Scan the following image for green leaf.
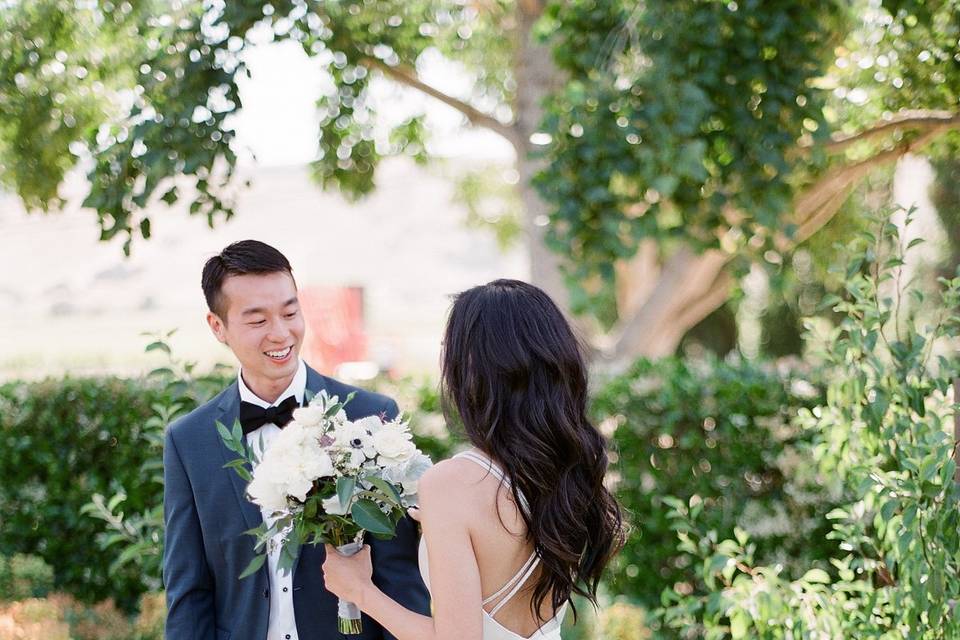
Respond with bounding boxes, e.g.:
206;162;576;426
730;610;750;638
802;568;831;584
145;341;170;355
238;553;266;579
364;476;403;508
351;499;395;537
337;477;357;510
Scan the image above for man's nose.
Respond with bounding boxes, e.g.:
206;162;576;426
266;321;290;342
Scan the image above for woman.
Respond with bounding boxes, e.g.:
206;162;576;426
322;279;625;639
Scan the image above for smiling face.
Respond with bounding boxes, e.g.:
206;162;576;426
206;271;305;403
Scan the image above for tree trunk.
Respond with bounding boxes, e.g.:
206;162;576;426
513;3;572;317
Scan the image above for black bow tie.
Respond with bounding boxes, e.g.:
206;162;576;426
238;395;300;435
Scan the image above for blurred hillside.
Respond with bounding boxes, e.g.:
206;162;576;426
0;158;525;380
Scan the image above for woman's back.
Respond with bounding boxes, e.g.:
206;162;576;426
418;450;565;638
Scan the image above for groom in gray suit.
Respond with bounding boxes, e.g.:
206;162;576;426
163;240;429;640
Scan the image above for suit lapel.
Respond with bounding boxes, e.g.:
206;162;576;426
215;383;263;532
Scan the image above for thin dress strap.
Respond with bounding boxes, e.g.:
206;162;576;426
452;450;540;616
480;551;538;606
453;450;531;514
487;553;541;617
453;450;510;482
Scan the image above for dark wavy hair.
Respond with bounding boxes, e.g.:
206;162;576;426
201;240;295;320
440;279;625;622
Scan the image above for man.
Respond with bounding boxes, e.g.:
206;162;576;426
163;240;429;640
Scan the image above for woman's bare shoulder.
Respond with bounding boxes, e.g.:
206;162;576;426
418;455;497;506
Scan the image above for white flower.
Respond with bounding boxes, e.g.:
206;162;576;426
372;427;416;464
246;422;335;510
353;414;385;435
344;448;366;470
292;404;326;428
333;422;377;457
246;464;289;512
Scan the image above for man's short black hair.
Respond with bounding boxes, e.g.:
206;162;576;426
202;240;295;319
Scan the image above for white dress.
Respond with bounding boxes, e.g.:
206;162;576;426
417;451;566;639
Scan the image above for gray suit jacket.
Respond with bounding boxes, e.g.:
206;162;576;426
163;365;430;640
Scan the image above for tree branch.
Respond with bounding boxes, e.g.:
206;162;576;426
593;113;960;364
601;246;730;362
808;110;960;155
665;268;734;346
359;57;519;148
785;119;956;248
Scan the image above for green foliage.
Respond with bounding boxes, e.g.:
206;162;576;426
450;163;524;250
538;0;846;315
593;354;839;608
658;208;960;638
0;331;230;609
81;332;232;594
5;1;960;333
368;374;462;462
0;0;149;212
761;168;893;358
0;376;167;609
537;0;960;317
0;553;55;601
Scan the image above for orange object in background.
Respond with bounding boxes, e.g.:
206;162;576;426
299;286;367;376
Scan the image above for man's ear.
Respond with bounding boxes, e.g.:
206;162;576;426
207;311;228;344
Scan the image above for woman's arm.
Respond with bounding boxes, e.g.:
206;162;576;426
322;461;485;640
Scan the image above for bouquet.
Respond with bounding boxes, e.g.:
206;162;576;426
218;390;432;634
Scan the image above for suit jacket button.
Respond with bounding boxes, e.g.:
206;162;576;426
263;588;269;599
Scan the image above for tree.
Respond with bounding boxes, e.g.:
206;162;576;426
2;0;959;364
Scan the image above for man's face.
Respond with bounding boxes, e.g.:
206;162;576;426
206;271;305;391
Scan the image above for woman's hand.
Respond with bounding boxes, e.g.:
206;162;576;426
322;544;375;605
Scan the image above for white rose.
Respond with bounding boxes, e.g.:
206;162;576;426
372;427;416;464
292;404;326;428
345;448;366;470
246;465;289;512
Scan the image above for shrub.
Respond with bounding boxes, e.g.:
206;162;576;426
593;354;840;606
0;377;166;609
659;208;960;637
0;553;54;601
0;332;230;609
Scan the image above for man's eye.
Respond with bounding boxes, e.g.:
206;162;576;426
284;312;297;318
248;320;266;326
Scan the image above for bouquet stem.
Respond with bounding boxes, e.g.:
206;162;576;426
335;534;365;635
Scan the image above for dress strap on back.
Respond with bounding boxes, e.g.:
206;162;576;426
480;551;538;606
453;450;531;515
453;450;542;620
487;553;541;617
453;450;509;483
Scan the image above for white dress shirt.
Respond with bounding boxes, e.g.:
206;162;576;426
238;358;307;640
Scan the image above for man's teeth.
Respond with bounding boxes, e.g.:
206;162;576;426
266;347;292;358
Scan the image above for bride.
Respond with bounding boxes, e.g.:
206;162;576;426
322;279;625;639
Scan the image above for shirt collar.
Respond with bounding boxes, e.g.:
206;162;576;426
237;358;307;409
